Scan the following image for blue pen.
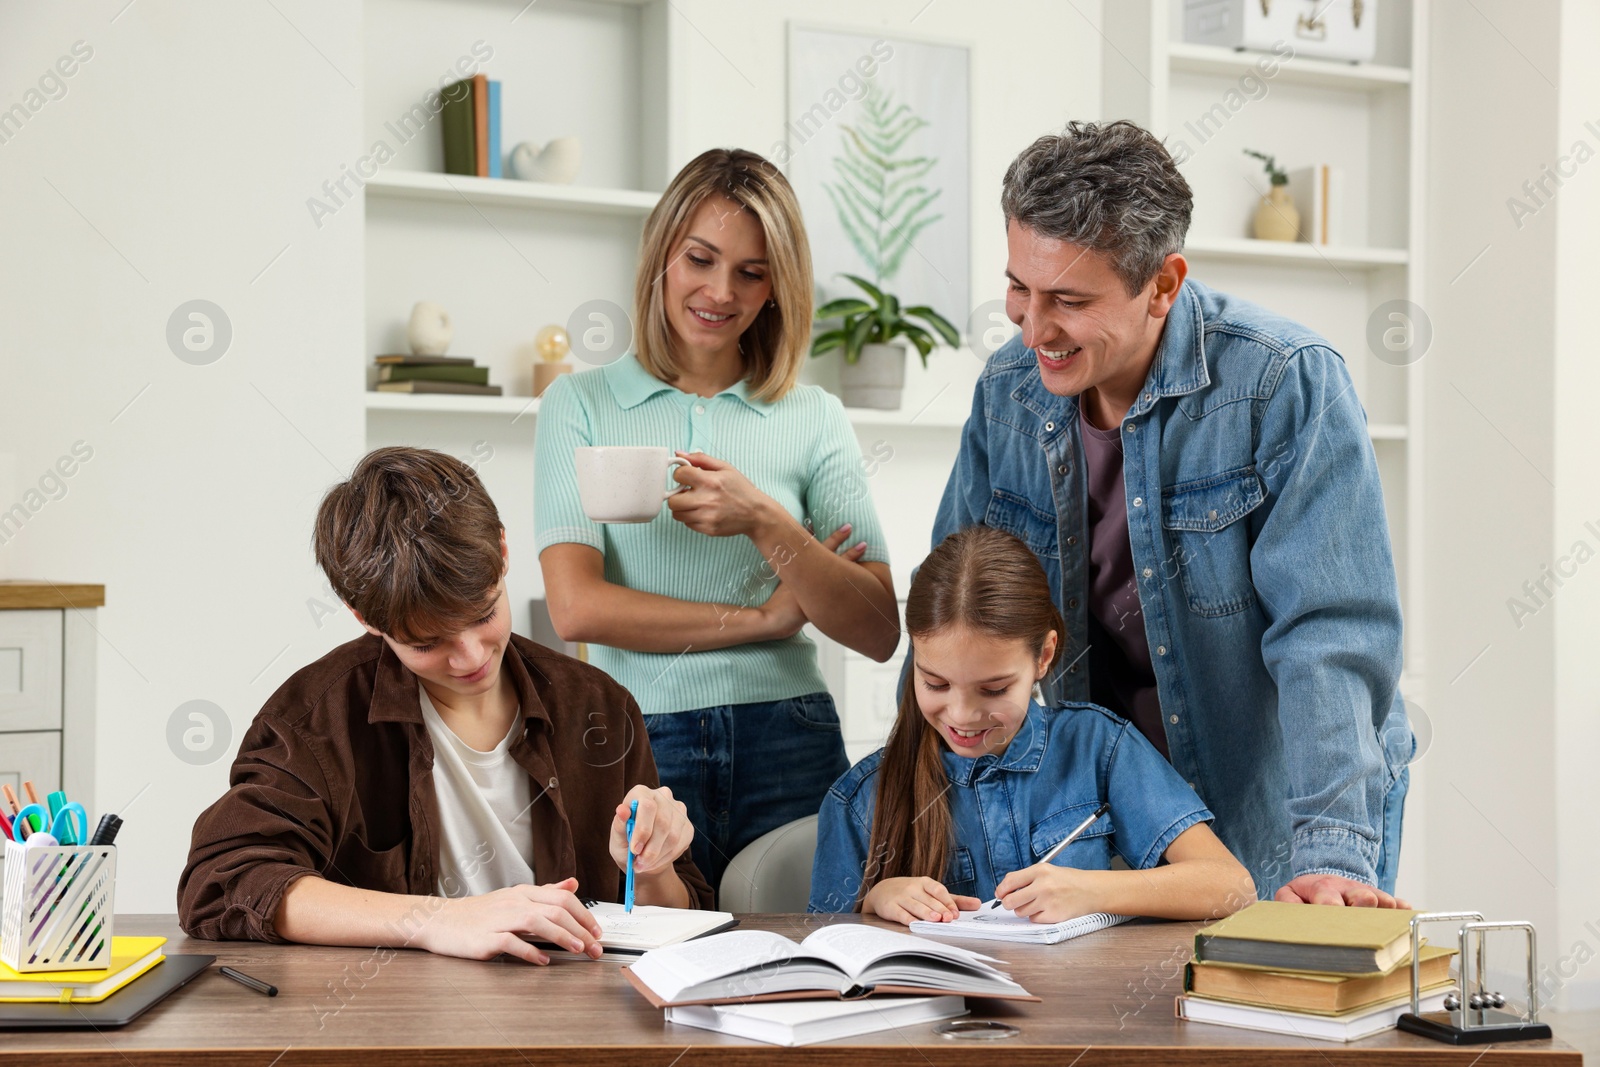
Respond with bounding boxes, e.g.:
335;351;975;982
624;800;639;913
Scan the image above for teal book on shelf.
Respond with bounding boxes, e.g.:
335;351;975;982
487;80;502;178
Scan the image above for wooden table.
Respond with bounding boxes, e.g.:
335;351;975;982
1;914;1581;1065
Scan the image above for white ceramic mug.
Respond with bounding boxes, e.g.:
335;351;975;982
574;446;690;523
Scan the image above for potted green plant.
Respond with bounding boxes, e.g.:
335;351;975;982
1243;148;1299;242
811;274;960;410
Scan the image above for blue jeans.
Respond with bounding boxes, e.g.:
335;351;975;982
644;692;849;901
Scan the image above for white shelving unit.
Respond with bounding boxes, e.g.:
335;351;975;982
1166;41;1412;89
364;171;660;216
1183;236;1407;269
363;391;1409;447
360;391;970;430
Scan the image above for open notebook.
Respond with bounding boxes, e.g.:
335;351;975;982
544;902;737;957
911;906;1134;944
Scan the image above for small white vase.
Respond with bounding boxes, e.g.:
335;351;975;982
839;343;908;410
407;301;453;356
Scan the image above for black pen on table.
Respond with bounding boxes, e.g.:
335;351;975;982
985;802;1111;910
219;966;278;997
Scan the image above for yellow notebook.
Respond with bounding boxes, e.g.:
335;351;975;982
1195;901;1421;974
0;937;167;1003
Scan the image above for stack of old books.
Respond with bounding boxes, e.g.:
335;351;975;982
373;354;501;397
1176;902;1456;1042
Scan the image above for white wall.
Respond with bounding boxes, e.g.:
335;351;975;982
1552;0;1600;1017
0;2;365;910
1423;0;1600;1010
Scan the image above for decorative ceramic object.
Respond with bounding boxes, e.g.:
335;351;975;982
532;323;573;397
407;301;453;356
838;342;908;410
1244;149;1299;242
1253;186;1301;242
510;137;583;184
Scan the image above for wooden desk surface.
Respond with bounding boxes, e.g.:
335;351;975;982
1;914;1581;1065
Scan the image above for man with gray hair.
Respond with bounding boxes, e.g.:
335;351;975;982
934;120;1412;907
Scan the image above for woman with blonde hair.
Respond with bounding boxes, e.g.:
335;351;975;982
535;148;899;892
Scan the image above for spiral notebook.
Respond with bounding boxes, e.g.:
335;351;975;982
911;906;1134;945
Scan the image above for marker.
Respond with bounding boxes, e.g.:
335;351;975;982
89;813;123;846
218;967;277;997
624;800;639;914
985;802;1111;911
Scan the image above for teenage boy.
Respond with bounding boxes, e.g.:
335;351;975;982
179;447;711;963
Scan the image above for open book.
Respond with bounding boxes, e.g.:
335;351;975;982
622;924;1037;1006
911;906;1133;944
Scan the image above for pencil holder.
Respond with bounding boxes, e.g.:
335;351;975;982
0;839;118;973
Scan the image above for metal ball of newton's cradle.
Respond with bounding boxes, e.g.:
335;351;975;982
1451;991;1507;1011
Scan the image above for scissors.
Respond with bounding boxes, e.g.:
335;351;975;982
14;801;88;845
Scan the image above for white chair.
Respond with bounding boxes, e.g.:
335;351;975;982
718;815;819;913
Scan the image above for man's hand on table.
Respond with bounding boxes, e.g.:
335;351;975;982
1274;872;1410;908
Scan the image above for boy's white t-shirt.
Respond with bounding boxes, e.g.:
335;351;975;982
418;685;536;897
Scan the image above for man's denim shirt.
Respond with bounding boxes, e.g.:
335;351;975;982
933;280;1412;896
808;701;1213;913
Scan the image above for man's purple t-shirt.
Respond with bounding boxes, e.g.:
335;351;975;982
1078;406;1169;758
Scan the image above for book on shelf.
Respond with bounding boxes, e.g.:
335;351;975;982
622;925;1036;1007
911;906;1133;945
0;937;166;1003
666;995;967;1047
377;364;491;385
1185;944;1455;1015
1193;901;1421;975
1289;164;1344;246
373;354;476;366
486;79;501;179
1176;987;1453;1042
439;75;500;179
374;380;503;396
440;78;475;176
471;73;488;178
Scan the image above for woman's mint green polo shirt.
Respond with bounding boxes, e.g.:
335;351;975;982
533;355;891;715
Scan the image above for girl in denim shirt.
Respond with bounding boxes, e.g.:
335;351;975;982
809;526;1254;924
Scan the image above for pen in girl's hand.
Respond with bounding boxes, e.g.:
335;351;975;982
981;802;1112;911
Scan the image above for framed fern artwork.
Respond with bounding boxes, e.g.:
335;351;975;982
784;24;970;335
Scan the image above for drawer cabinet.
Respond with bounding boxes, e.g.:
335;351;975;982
0;584;101;811
0;610;64;732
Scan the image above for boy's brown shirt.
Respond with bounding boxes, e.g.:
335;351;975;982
178;633;713;942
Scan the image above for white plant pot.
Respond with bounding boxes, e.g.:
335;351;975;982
839;342;907;410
